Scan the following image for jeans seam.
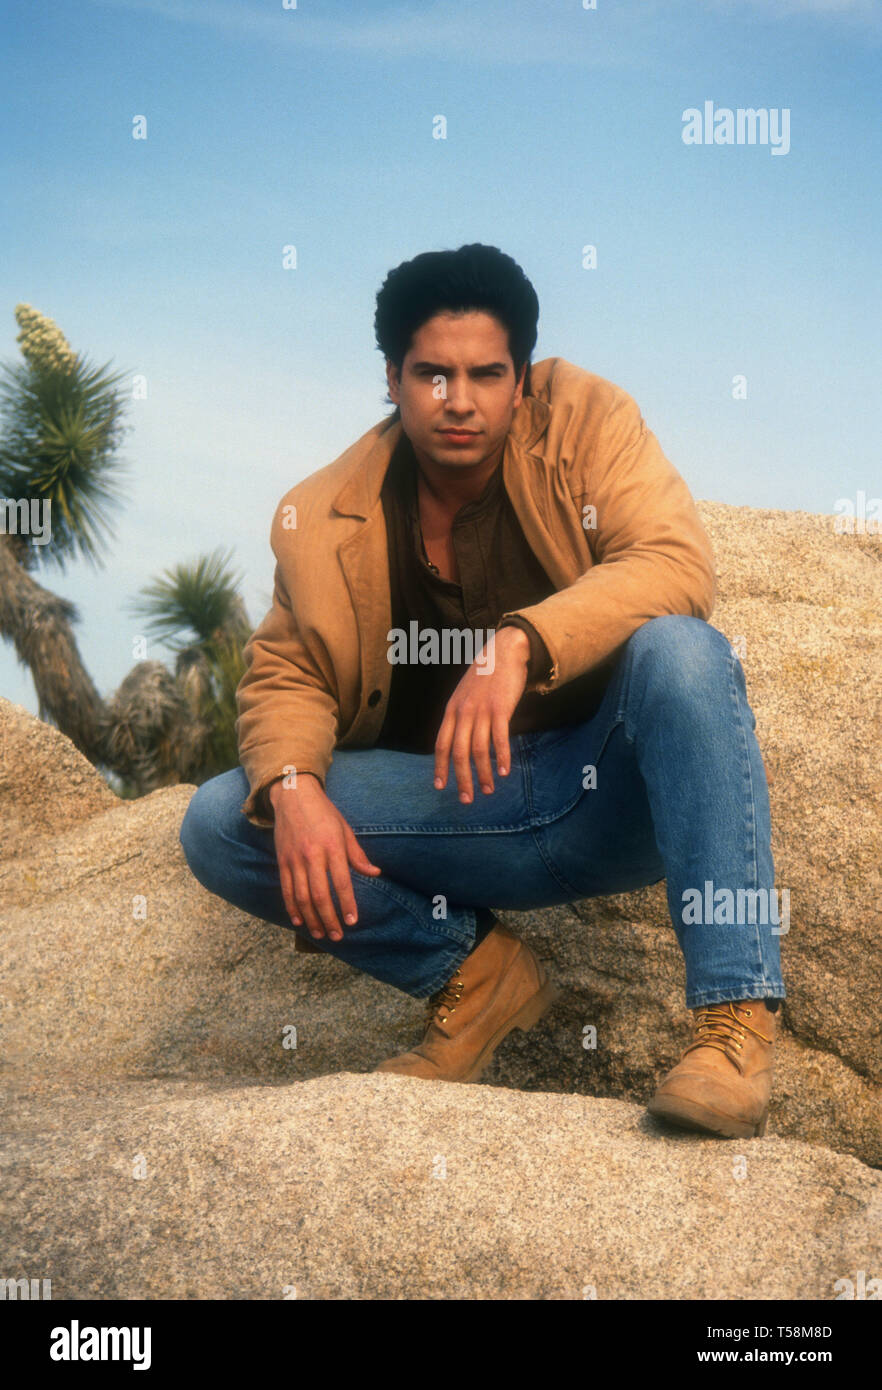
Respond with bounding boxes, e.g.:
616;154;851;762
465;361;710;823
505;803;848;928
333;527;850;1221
346;869;473;949
529;825;583;897
520;734;536;820
688;985;784;1008
352;821;534;835
419;934;478;997
728;650;768;985
525;710;627;895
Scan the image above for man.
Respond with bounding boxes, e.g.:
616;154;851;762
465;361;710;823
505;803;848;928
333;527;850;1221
180;243;785;1140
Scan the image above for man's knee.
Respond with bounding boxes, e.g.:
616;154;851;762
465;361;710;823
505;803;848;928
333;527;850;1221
179;782;212;872
627;616;732;700
179;770;243;877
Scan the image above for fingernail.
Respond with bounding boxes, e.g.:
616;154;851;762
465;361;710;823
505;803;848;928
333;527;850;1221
460;793;471;803
481;784;492;794
345;913;356;925
434;777;443;789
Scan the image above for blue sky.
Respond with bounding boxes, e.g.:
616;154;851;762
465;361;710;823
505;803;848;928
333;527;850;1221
2;0;880;715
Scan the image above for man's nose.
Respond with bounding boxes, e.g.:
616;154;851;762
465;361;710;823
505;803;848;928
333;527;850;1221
444;380;476;414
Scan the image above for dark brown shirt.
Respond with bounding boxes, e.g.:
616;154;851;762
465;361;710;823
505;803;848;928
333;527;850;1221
376;431;615;753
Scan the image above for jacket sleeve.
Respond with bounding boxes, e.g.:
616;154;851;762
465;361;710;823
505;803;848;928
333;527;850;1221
497;614;554;688
234;556;340;828
502;390;717;692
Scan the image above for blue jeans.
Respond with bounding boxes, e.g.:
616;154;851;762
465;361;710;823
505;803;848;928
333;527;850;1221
179;616;786;1008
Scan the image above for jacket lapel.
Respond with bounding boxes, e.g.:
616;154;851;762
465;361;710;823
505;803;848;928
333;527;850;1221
331;418;400;740
503;404;590;589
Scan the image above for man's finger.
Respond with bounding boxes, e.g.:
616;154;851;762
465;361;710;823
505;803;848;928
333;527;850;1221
434;708;457;788
492;712;512;778
451;712;476;802
279;858;302;926
344;825;382;876
307;861;345;939
293;863;324;938
327;847;358;929
472;713;494;793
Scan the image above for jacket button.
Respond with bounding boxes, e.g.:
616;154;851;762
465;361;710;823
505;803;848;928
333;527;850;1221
367;689;382;707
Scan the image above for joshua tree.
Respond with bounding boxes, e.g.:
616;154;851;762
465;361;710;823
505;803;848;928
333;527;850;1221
0;304;249;795
124;548;252;790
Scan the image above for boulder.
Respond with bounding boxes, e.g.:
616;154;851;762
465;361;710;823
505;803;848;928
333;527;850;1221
1;502;878;1164
2;1073;879;1300
1;499;880;1298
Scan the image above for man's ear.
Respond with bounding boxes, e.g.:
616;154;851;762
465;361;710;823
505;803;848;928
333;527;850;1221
512;361;527;410
386;359;401;404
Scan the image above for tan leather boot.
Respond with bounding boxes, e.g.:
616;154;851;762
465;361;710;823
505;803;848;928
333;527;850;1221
374;921;559;1082
647;1000;776;1138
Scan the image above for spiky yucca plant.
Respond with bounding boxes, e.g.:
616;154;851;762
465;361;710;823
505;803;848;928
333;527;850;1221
127;547;252;782
0;305;252;793
0;304;130;574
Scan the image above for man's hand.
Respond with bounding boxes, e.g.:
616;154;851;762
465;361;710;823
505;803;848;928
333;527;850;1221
434;625;530;802
270;774;381;941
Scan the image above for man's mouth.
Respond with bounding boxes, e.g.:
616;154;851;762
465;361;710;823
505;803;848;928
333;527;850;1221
437;428;479;444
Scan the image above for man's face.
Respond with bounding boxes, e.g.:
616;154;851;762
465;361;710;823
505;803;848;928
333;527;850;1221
386;310;526;472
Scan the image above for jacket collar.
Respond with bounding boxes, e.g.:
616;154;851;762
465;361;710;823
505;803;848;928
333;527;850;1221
331;393;551;520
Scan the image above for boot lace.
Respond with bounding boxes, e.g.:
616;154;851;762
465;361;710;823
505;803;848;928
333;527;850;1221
426;968;464;1024
682;1002;773;1076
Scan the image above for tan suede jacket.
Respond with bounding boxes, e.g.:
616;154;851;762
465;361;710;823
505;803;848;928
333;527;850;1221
235;357;717;827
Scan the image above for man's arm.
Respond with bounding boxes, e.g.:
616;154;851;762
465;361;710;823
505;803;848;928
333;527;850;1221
433;387;715;800
501;390;716;691
235;559;339;828
235;552;382;936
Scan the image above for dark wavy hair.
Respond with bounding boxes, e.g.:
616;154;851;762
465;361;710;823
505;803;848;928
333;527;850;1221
374;244;539;405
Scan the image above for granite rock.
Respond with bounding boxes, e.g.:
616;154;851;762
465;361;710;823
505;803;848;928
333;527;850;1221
1;500;880;1298
2;1072;879;1300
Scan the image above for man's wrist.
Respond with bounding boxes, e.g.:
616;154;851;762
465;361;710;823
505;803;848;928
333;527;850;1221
495;624;530;661
498;618;550;684
268;771;321;809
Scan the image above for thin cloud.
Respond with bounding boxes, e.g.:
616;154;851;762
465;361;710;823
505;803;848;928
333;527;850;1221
711;0;880;24
89;0;882;71
88;0;676;69
92;0;882;51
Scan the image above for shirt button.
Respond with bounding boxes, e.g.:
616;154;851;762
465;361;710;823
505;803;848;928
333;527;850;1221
367;689;382;707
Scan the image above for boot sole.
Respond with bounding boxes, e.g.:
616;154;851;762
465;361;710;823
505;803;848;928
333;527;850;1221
647;1093;769;1139
459;977;560;1084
